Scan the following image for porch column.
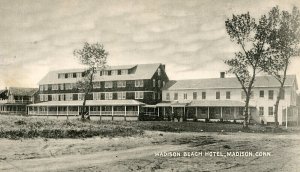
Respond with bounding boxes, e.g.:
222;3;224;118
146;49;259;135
37;106;40;116
124;106;127;121
208;107;210;119
112;106;114;121
99;106;102;121
172;106;174;113
47;106;49;118
67;106;69;119
220;107;223;119
78;106;80;116
158;107;160;117
164;107;166;118
57;106;58;118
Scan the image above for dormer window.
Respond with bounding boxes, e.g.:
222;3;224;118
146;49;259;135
157;68;161;76
121;70;128;75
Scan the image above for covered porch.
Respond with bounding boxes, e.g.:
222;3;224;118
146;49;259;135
27;100;144;121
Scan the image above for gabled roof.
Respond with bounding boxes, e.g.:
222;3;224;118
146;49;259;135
39;63;162;85
163;75;297;90
8;87;38;96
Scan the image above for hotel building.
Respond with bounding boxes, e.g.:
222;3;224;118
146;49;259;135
155;73;299;125
27;63;169;120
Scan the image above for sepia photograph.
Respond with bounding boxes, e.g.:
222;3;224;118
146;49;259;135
0;0;300;171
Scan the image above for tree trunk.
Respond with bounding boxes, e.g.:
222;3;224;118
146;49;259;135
243;95;250;129
81;94;87;120
274;82;285;128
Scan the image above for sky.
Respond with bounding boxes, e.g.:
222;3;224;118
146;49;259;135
0;0;300;89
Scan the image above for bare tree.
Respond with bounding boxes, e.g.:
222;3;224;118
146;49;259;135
224;11;272;129
262;6;300;127
73;42;108;120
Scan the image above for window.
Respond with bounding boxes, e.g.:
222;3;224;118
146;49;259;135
153;79;156;87
158;80;161;87
135;80;144;87
39;85;43;91
93;82;101;89
226;91;230;99
103;71;108;76
117;92;126;100
111;70;117;75
52;84;59;90
68;73;72;78
73;73;77;78
105;81;113;88
135;92;144;99
77;72;82;78
202;92;206;99
65;83;72;90
58;73;64;79
105;92;113;100
158;93;161;99
183;93;187;99
260;90;264;98
40;95;44;101
174;93;178;100
166;93;170;100
117;70;121;75
121;70;128;75
280;90;285;100
193;92;197;100
268;90;274;100
268;107;273;116
93;92;101;100
65;94;73;101
153;92;156;99
59;94;65;101
117;81;126;88
44;85;48;91
60;84;64;90
259;107;264;116
65;73;68;78
216;91;220;99
157;68;161;76
78;93;84;100
108;70;112;75
52;94;59;101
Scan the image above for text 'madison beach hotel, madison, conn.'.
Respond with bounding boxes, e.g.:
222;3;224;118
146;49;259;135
0;63;299;126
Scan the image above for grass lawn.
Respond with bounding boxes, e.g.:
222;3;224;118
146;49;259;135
0;115;282;139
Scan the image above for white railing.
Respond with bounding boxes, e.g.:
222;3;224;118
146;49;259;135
28;110;139;116
0;100;32;104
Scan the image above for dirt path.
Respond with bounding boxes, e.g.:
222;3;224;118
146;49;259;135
0;132;299;172
0;144;188;172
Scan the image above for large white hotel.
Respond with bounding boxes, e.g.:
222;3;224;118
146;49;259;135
0;63;299;125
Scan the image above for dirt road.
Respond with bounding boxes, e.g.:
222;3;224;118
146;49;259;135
0;132;299;172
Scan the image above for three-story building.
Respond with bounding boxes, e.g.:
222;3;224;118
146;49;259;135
28;63;169;120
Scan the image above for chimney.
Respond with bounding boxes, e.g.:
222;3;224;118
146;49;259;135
220;72;225;78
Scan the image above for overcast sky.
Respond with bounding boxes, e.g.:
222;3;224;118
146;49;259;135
0;0;299;89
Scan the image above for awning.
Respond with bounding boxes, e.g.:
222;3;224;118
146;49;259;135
28;100;145;107
189;100;253;107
